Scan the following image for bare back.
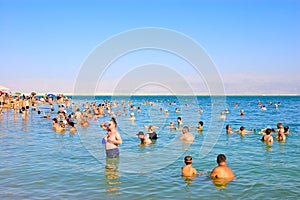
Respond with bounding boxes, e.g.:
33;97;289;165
210;165;234;180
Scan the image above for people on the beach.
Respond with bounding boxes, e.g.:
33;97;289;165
182;155;197;177
101;117;122;158
210;154;234;180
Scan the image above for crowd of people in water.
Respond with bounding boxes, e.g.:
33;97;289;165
0;91;293;186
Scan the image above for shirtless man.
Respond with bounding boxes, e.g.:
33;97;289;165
210;154;234;180
181;156;197;177
180;126;195;143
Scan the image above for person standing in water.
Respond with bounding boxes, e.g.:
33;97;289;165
210;154;234;180
181;156;197;177
100;117;122;158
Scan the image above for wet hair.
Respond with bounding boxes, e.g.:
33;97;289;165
240;126;245;131
68;122;75;127
184;155;193;164
284;126;289;132
265;128;272;135
177;117;181;120
111;117;117;127
182;126;189;131
199;121;204;126
217;154;226;164
52;118;58;123
226;124;231;130
277;123;283;129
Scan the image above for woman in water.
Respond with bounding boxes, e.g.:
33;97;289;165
100;117;122;158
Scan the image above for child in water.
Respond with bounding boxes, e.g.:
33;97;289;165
181;156;197;177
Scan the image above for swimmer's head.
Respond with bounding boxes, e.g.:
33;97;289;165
199;121;204;126
148;125;154;132
240;126;245;131
137;131;144;139
277;123;283;129
110;117;117;127
266;128;272;135
284;126;289;132
69;122;75;127
217;154;226;164
184;155;193;165
182;126;189;133
226;124;231;130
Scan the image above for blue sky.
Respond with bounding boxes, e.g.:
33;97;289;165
0;0;299;94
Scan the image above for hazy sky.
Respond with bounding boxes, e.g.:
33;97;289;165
1;0;299;95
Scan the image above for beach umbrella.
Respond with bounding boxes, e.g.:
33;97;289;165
0;85;10;94
47;93;56;98
14;91;22;96
0;85;10;91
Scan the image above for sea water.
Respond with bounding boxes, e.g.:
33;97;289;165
0;96;299;199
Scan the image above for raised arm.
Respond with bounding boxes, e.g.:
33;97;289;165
100;122;109;131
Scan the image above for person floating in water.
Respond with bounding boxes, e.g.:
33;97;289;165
234;126;254;136
210;154;234;180
181;155;197;178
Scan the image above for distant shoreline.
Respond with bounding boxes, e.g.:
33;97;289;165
24;93;300;97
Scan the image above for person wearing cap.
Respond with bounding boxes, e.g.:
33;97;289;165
127;112;135;121
137;131;152;145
